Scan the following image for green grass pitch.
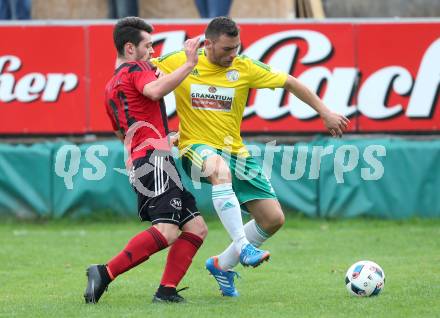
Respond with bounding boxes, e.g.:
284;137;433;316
1;216;439;318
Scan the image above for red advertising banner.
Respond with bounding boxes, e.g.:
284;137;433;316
356;23;440;131
0;26;87;134
0;21;439;134
88;25;115;133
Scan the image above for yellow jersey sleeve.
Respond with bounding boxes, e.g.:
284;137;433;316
150;50;186;74
246;58;288;89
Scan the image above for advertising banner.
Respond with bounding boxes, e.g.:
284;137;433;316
0;26;86;134
1;21;439;134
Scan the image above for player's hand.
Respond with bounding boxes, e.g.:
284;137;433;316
184;36;201;67
169;131;180;146
321;111;350;138
155;68;165;78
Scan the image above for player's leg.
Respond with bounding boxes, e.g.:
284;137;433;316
245;198;285;235
84;151;179;304
154;190;208;303
84;221;176;304
203;153;273;296
205;207;273;297
216;201;285;271
215;156;283;271
204;153;250;253
106;222;177;279
185;144;269;265
206;204;283;297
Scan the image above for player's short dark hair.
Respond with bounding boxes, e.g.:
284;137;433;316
205;16;239;40
113;16;153;56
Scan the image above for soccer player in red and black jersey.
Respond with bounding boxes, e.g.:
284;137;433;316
83;17;208;304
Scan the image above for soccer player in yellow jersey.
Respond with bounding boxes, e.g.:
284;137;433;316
152;17;349;297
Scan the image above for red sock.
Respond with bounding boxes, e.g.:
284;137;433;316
160;232;204;288
106;227;168;279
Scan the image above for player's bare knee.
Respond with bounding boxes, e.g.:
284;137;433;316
271;208;285;227
164;230;180;245
153;223;180;245
268;202;285;230
182;216;208;240
192;222;208;239
166;230;180;245
210;167;232;184
204;156;231;184
273;211;285;229
262;211;285;234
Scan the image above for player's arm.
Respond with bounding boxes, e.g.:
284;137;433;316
142;37;200;101
284;75;350;137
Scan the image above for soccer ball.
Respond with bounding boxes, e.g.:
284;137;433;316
345;260;385;297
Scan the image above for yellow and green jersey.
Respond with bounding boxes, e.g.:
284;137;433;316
151;49;287;157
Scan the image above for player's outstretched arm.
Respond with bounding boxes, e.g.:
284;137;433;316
142;37;200;101
284;75;350;137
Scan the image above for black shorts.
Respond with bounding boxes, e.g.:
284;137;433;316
130;150;200;228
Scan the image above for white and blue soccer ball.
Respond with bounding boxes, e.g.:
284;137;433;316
345;260;385;297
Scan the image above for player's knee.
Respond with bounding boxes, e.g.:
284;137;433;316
154;224;180;245
204;156;231;184
192;222;208;240
210;166;232;184
163;230;180;245
182;216;208;240
274;212;285;229
266;210;285;232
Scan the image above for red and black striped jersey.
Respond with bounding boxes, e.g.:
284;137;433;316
104;61;170;161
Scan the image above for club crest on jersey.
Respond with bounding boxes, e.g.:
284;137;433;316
226;69;239;82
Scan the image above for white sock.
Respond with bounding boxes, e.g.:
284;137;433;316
212;183;249;253
218;219;271;270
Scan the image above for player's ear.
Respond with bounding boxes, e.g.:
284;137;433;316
204;38;213;49
124;42;135;56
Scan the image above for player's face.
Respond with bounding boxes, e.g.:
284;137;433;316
134;31;154;61
207;34;241;67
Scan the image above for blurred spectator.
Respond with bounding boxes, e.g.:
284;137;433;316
194;0;233;18
108;0;138;19
0;0;31;20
